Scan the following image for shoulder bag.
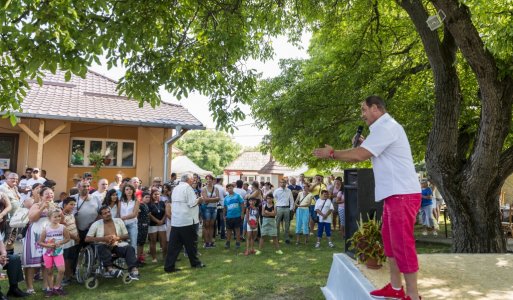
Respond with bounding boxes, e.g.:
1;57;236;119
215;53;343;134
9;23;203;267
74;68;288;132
9;207;30;228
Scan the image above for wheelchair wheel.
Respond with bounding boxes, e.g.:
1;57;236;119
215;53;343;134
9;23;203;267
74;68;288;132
76;246;95;284
85;277;99;289
122;273;132;284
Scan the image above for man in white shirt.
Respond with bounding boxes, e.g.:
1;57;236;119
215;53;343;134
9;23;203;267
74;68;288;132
91;178;109;207
108;174;123;191
25;167;46;188
273;179;294;244
233;180;247;199
164;173;205;273
17;168;32;202
85;206;139;280
313;95;421;300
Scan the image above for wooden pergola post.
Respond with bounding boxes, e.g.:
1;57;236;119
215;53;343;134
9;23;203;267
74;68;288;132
17;119;68;168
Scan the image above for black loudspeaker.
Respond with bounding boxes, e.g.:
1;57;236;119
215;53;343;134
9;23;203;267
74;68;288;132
344;168;383;257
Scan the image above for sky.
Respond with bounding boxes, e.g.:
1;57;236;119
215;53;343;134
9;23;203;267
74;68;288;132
90;33;311;147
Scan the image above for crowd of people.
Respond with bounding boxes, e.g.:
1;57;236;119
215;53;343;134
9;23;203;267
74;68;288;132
0;167;348;299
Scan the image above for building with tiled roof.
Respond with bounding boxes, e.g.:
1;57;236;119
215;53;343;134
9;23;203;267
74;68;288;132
223;151;297;186
0;69;204;193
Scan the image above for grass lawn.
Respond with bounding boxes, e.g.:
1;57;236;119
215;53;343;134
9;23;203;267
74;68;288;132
27;225;451;299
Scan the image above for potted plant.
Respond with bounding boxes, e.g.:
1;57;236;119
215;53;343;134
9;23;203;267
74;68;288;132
88;151;105;179
348;214;386;269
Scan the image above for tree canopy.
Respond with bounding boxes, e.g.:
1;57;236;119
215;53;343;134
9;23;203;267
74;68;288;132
251;1;484;169
0;0;305;129
176;130;241;176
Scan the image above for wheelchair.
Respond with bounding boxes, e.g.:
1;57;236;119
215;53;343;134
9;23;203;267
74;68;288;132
75;244;132;289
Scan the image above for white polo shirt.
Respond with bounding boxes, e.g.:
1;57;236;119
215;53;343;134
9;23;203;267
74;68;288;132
171;182;200;227
360;113;420;201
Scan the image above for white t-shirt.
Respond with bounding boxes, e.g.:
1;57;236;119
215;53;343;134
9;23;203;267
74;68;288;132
315;199;334;223
18;178;30;203
91;190;106;208
26;177;46;187
233;188;247;199
360;113;420;201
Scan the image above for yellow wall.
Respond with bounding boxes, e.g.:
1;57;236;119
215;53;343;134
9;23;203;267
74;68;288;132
0;118;174;195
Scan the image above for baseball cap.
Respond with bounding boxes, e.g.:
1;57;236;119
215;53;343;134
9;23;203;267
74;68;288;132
33;167;40;172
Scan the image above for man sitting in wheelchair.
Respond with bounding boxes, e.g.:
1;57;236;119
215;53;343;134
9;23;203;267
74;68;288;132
85;206;140;280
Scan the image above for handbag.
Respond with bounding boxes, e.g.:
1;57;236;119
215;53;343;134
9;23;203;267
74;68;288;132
9;207;30;228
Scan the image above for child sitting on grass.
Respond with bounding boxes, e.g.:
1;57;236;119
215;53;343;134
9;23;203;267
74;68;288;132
315;190;335;249
39;209;70;297
256;194;282;255
244;198;259;256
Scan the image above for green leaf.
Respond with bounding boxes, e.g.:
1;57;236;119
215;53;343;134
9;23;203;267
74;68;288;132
64;70;71;82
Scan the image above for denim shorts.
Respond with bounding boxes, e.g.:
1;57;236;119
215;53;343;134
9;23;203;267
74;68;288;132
202;207;217;221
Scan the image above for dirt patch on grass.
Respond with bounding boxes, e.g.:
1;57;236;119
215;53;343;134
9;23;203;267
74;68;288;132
357;254;513;299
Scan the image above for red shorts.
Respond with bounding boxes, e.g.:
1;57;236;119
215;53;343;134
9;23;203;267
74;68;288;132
381;193;421;273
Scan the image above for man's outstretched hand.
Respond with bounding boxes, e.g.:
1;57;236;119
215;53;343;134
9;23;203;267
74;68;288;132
313;144;334;159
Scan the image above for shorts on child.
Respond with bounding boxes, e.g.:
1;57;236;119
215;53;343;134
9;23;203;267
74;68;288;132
137;223;149;246
43;254;64;269
148;224;167;234
246;224;258;232
317;222;331;238
261;217;277;236
226;217;242;230
202;207;217;221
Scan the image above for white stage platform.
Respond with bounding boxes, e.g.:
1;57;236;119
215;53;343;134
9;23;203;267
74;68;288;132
321;253;374;300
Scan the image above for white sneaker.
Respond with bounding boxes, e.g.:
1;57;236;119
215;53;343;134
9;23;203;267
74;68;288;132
315;242;320;249
421;230;428;236
328;242;334;248
433;231;438;236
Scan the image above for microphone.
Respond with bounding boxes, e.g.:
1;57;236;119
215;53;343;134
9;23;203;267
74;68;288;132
352;126;364;148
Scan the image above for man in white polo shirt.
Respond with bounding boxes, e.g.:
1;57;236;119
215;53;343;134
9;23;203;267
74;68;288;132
164;173;205;273
313;95;421;300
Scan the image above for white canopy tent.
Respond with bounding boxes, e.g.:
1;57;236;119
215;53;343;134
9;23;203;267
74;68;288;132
171;155;212;176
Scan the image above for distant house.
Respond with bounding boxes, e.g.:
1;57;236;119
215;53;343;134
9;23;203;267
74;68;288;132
0;70;204;193
223;151;297;186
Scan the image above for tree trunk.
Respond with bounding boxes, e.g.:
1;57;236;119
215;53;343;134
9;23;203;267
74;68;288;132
442;183;506;252
398;0;513;252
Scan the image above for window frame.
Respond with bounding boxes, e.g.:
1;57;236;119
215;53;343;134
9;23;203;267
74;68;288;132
69;137;136;168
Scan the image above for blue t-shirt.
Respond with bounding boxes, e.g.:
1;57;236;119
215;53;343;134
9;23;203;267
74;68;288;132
224;193;244;218
421;187;433;207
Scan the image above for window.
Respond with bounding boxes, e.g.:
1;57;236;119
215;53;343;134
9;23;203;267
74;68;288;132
70;138;136;167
